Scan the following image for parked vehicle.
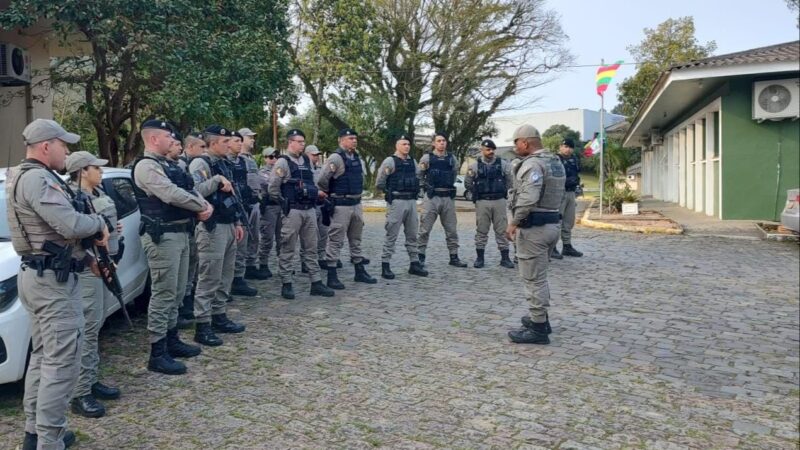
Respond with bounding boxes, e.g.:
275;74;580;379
781;188;799;232
0;167;149;385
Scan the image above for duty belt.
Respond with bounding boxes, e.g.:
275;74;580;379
289;203;316;210
390;192;417;200
431;188;455;197
21;255;85;274
330;196;361;206
476;193;506;201
159;221;194;233
519;211;561;228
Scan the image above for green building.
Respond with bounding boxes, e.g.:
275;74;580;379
623;41;799;221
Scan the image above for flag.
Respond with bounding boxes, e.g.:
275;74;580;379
596;60;623;96
584;134;601;157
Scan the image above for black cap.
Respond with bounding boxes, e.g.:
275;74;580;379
171;130;183;142
395;133;411;143
338;128;358;138
433;130;449;141
561;138;575;148
204;125;232;137
142;119;173;132
231;130;243;141
286;128;305;139
481;139;496;149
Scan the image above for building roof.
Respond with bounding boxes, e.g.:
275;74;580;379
671;41;799;71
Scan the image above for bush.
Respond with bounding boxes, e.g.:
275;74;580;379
602;184;639;213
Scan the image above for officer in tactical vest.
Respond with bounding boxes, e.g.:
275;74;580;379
298;144;328;274
64;152;122;419
238;127;269;280
268;129;336;299
416;131;468;268
132;120;210;374
553;138;584;259
227;130;259;297
464;139;515;269
177;133;207;329
257;146;281;279
317;128;377;289
188;125;248;346
375;134;429;279
505;125;566;345
7;119;109;450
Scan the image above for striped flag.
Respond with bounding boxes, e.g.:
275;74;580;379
596;60;623;96
584;134;601;157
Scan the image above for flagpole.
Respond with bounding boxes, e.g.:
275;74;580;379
599;59;605;217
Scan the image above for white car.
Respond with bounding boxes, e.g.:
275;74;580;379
0;167;150;385
418;175;472;200
780;189;799;233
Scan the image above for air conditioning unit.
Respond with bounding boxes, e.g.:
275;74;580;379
753;79;799;121
649;129;663;146
0;43;31;86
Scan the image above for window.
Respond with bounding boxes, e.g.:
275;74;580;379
103;177;139;219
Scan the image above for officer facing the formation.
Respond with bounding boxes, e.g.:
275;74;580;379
553;138;584;259
238;128;269;280
7;119;109;450
227;130;259;296
416;131;468;268
64;152;121;419
257;146;281;279
132;120;211;374
505;125;565;345
375;134;429;279
317;128;377;288
299;144;328;274
464;139;515;269
177;133;207;329
268;129;335;299
188;125;248;347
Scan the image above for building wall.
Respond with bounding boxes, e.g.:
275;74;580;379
721;77;800;221
491;109;624;143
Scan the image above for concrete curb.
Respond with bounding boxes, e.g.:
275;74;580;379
578;199;684;235
362;201;476;213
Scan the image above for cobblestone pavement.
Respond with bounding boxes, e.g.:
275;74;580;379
2;212;798;449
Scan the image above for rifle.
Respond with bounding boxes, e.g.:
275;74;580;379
230;184;257;242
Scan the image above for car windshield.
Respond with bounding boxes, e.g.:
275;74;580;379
0;181;10;240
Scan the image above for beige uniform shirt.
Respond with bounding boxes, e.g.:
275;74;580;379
133;150;205;214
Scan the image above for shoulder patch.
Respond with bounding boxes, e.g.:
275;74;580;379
530;171;541;183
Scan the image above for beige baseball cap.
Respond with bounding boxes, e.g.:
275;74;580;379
65;151;108;174
238;127;257;137
262;146;277;156
510;124;541;141
22;119;81;145
305;145;321;155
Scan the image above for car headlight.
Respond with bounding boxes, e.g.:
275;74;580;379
0;276;18;312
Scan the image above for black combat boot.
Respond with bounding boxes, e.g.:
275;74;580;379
231;277;258;297
177;293;195;329
91;381;121;400
562;244;583;257
449;254;467;268
212;313;246;334
70;394;106;418
23;431;76;450
418;254;426;267
473;249;485;268
310;280;335;297
336;259;343;268
521;313;552;334
317;259;328;270
194;322;223;347
408;261;429;277
327;268;345;290
167;327;202;358
508;322;550;345
550;247;563;260
281;283;295;300
354;263;377;284
353;257;370;265
245;265;269;280
147;338;187;375
500;250;515;268
381;262;395;279
301;261;310;273
260;263;273;279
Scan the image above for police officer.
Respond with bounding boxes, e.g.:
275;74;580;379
227;131;258;296
238;127;268;280
188;125;247;346
416;131;468;268
317;128;377;288
464;139;515;269
268;129;335;299
375;134;429;279
177;133;207;329
132;120;210;373
299;144;328;273
64;152;121;419
7;119;109;450
505;125;565;345
553;138;584;258
256;146;281;279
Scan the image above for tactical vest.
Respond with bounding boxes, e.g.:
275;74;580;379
132;156;197;223
6;161;78;254
197;155;239;223
474;158;507;200
329;150;364;196
532;152;566;210
427;152;456;197
386;156;419;195
229;155;249;195
68;182;121;256
559;154;580;191
280;154;318;208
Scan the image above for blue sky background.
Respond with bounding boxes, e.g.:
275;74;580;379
499;0;800;116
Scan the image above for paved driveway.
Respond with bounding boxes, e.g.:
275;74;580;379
2;212;798;449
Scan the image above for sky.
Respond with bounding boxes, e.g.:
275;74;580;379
498;0;799;116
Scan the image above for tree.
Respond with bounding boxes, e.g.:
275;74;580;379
788;0;800;27
541;124;581;151
615;17;716;119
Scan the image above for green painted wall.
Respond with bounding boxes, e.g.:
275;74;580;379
721;76;800;221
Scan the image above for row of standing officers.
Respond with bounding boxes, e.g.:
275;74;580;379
7;117;581;450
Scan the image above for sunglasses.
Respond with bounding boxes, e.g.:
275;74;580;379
267;155;277;159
